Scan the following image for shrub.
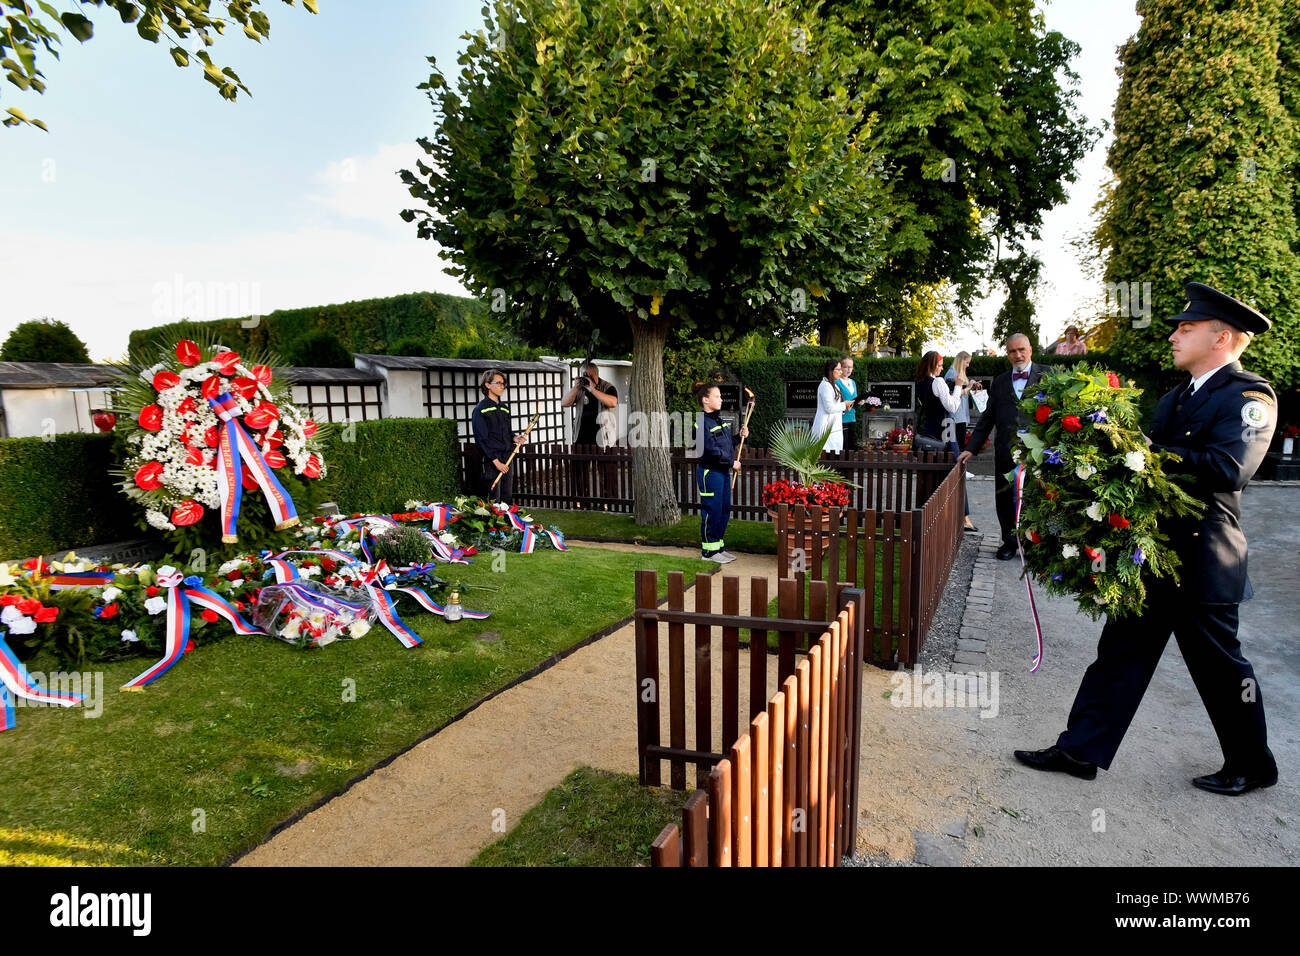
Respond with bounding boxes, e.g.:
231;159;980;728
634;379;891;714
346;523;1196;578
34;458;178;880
321;418;461;513
1;318;91;363
283;330;354;368
371;524;434;567
389;337;431;357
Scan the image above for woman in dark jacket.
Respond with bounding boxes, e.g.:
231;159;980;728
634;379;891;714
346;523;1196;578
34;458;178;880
915;351;978;532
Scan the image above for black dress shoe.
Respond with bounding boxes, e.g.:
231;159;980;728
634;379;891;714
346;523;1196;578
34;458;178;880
996;543;1018;560
1191;768;1278;796
1013;746;1097;780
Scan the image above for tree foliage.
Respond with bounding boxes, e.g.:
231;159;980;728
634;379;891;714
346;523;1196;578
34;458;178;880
1;0;318;130
0;317;91;362
1097;0;1300;389
991;253;1043;353
401;0;892;523
807;0;1098;347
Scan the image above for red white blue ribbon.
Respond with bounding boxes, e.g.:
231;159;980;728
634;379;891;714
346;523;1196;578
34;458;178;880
423;504;455;530
1012;463;1044;672
210;391;299;543
492;503;529;533
364;584;423;648
520;525;538;554
1;631;84;732
121;570;262;689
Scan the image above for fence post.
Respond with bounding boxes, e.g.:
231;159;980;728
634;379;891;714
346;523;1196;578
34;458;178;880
838;587;866;853
634;569;661;786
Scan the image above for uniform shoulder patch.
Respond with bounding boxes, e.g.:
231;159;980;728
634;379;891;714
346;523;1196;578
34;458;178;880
1240;400;1271;428
1241;390;1274;406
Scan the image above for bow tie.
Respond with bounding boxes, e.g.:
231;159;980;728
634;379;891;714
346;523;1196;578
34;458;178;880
1012;371;1030;382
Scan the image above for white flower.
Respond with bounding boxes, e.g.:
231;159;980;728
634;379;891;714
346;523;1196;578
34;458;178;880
1062;544;1080;559
349;619;371;638
101;587;122;602
156;565;177;579
120;629;139;643
1124;450;1146;473
6;614;36;635
146;510;176;532
1074;463;1097;481
298;565;320;578
1011;447;1022;463
1085;502;1104;522
1;605;23;625
145;596;168;615
1093;595;1107;605
217;559;244;576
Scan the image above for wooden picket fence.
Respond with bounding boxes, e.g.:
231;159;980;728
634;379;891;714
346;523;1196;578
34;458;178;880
771;458;965;665
633;570;865;866
461;443;953;519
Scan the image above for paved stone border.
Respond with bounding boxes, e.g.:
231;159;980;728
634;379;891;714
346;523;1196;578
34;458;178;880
951;534;999;668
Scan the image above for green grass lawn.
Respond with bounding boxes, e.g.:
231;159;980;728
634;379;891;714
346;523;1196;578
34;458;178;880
528;509;777;553
0;547;705;867
470;767;691;867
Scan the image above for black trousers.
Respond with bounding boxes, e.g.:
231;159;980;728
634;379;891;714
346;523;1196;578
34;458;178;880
843;419;858;450
993;451;1016;546
1056;583;1275;774
482;466;512;504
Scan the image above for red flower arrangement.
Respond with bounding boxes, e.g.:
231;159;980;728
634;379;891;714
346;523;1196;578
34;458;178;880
761;478;851;509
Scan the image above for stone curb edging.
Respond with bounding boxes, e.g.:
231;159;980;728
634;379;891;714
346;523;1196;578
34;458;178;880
951;533;999;668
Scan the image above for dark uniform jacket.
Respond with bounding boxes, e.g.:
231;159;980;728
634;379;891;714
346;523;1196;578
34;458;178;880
964;363;1049;462
698;409;737;471
472;397;515;466
1148;361;1275;605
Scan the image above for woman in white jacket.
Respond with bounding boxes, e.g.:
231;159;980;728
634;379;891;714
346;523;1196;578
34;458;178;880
811;358;855;453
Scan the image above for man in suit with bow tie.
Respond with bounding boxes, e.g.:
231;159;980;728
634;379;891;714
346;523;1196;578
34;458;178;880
957;333;1047;560
1014;282;1278;796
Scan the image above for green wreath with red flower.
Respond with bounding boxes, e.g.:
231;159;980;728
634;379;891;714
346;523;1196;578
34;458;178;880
110;337;328;539
1013;364;1204;619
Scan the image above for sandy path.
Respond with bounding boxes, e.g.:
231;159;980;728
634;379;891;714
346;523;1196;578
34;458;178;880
235;543;781;866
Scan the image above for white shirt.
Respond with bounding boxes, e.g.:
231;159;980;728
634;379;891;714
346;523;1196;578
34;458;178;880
1190;360;1233;393
930;376;961;414
1010;362;1033;400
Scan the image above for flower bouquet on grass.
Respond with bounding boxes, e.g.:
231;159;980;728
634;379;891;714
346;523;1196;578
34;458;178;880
1013;364;1204;619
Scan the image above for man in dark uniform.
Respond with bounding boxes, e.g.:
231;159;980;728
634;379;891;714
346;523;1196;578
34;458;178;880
471;368;527;504
956;333;1049;559
1015;282;1278;796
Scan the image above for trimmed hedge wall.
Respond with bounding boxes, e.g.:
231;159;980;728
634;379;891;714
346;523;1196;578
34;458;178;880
732;353;1160;449
0;434;136;560
0;419;464;560
321;418;461;514
127;291;496;362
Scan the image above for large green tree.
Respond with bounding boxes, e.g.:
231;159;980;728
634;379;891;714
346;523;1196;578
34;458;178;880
401;0;889;524
1098;0;1300;388
1;317;91;361
991;253;1042;353
2;0;318;130
808;0;1096;350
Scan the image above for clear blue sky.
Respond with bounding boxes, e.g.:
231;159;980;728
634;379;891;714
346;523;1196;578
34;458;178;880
0;0;1139;360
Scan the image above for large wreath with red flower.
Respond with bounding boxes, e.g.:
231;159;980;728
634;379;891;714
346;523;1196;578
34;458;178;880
1014;364;1203;619
111;338;327;537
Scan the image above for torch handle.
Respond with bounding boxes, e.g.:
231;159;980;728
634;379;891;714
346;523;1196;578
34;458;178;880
491;402;542;491
730;400;756;490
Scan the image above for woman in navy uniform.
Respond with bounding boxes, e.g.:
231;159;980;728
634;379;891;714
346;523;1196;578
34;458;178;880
695;382;748;564
1016;283;1279;796
471;368;527;504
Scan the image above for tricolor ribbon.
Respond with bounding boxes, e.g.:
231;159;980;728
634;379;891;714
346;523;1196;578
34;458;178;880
1;631;84;732
423;504;455;531
520;525;538;554
1012;463;1044;672
121;570;262;689
210;391;299;543
42;571;116;590
492;503;529;533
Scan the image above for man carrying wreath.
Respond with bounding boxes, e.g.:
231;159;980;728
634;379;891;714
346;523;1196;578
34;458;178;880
1015;283;1278;796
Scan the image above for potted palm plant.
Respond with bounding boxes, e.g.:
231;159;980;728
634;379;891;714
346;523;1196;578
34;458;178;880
762;422;854;559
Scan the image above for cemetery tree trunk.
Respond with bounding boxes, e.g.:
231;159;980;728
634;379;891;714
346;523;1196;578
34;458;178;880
630;317;680;526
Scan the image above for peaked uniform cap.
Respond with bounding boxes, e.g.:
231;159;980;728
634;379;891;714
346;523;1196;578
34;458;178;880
1166;282;1271;333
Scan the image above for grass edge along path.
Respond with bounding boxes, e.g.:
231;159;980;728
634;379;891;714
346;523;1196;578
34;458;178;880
470;767;692;867
529;509;777;553
0;548;704;867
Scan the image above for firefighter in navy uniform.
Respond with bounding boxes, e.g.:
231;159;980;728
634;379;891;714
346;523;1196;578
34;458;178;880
471;368;527;504
1015;283;1279;796
695;382;747;564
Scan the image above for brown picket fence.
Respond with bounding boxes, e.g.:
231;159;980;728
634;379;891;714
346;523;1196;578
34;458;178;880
461;443;953;519
771;457;965;665
633;570;865;865
641;583;866;867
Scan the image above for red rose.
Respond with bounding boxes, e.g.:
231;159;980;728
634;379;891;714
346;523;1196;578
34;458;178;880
175;339;201;366
171;499;204;526
226;569;244;581
1106;372;1121;388
1034;405;1051;424
0;595;19;607
152;370;181;392
34;606;59;623
320;557;336;572
201;609;219;623
100;602;119;619
16;598;42;615
1108;514;1130;529
134;461;165;490
146;586;160;597
138;404;164;431
1028;530;1041;544
1061;415;1083;433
